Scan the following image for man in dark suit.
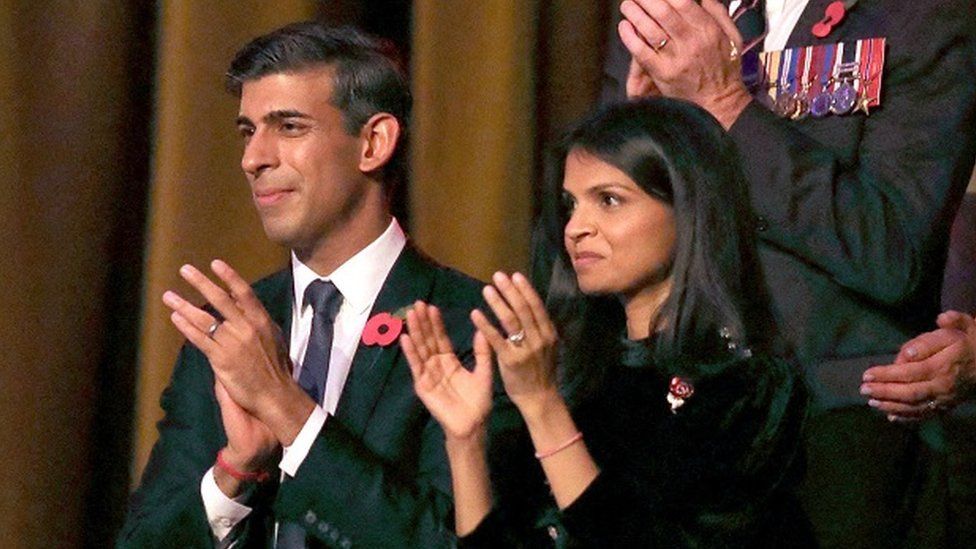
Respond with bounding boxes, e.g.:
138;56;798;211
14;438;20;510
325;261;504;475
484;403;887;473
118;23;483;547
608;0;976;546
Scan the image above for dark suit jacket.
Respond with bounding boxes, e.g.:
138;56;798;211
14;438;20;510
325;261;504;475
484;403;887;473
118;245;485;548
602;2;976;547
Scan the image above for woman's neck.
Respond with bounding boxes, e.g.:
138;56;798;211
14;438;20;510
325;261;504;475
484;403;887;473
621;279;672;340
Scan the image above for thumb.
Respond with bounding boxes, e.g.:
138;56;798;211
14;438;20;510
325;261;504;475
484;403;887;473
626;58;655;99
214;380;231;407
937;310;974;332
895;329;958;364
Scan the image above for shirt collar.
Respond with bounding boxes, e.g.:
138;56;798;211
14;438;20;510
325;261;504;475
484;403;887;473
291;218;407;316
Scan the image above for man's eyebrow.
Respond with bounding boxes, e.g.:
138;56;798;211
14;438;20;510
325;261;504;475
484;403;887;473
264;110;312;123
235;110;312;127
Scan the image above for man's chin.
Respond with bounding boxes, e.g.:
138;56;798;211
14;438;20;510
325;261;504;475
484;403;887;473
261;222;302;250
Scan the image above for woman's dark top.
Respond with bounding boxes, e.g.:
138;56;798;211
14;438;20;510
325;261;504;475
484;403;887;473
461;340;810;547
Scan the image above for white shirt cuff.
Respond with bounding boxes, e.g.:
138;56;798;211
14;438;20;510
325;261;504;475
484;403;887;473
280;405;328;477
200;466;252;541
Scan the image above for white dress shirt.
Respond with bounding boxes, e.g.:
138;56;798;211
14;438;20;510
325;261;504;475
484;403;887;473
729;0;811;52
763;0;812;52
201;218;407;541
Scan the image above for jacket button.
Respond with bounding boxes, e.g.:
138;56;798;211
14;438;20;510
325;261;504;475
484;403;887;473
547;525;559;540
304;511;317;525
755;216;769;232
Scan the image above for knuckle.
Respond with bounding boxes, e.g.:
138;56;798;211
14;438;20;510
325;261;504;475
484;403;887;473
256;317;272;334
939;378;956;395
240;325;257;342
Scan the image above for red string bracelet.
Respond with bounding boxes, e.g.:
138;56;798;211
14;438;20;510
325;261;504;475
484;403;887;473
534;432;583;460
216;449;271;483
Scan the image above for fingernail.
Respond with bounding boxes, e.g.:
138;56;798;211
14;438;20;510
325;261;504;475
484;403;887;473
162;291;179;306
859;385;872;396
868;399;881;408
212;259;226;271
905;346;918;359
179;264;192;276
862;373;874;382
887;414;898;422
512;272;526;283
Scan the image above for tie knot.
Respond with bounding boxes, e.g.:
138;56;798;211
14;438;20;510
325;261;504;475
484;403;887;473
303;280;343;322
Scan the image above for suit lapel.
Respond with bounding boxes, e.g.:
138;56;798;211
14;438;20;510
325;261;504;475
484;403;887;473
333;245;436;437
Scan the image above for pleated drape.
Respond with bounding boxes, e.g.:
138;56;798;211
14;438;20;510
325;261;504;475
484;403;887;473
132;1;316;482
410;1;539;279
0;2;153;545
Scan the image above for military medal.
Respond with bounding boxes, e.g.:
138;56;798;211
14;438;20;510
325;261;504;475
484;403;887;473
810;88;833;118
809;43;836;118
829;53;860;115
771;47;800;118
789;46;812;120
831;79;858;115
758;37;885;120
854;37;885;115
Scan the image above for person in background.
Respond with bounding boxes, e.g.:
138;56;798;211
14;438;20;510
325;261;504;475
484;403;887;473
608;1;976;545
403;98;809;547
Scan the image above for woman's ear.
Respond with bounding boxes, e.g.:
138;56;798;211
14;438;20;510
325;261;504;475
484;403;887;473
359;113;401;173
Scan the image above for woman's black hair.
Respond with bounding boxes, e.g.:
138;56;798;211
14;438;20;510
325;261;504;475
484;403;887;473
536;98;780;401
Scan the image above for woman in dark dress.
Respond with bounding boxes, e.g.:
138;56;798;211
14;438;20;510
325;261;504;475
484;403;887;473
401;98;809;547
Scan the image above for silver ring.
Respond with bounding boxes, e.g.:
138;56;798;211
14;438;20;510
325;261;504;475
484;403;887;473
507;330;526;346
653;37;669;52
207;321;221;339
927;399;938;411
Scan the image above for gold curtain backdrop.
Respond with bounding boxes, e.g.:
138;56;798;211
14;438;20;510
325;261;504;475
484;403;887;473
411;1;538;278
133;0;315;486
0;2;153;545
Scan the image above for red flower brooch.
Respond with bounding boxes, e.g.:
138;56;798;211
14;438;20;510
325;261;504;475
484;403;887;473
361;310;405;347
667;376;695;414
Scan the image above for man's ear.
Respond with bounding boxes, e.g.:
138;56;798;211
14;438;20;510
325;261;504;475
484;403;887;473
359;113;401;173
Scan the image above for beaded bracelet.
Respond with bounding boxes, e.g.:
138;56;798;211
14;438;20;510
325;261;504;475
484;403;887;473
534;432;583;460
216;449;271;483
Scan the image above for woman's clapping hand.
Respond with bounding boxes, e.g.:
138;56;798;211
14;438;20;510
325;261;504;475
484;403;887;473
401;301;494;441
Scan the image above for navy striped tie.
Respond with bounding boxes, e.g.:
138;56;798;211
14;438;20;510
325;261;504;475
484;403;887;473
297;280;342;403
278;279;342;548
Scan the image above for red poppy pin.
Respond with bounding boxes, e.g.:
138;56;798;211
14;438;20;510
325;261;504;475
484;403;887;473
667;376;695;414
361;308;407;347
